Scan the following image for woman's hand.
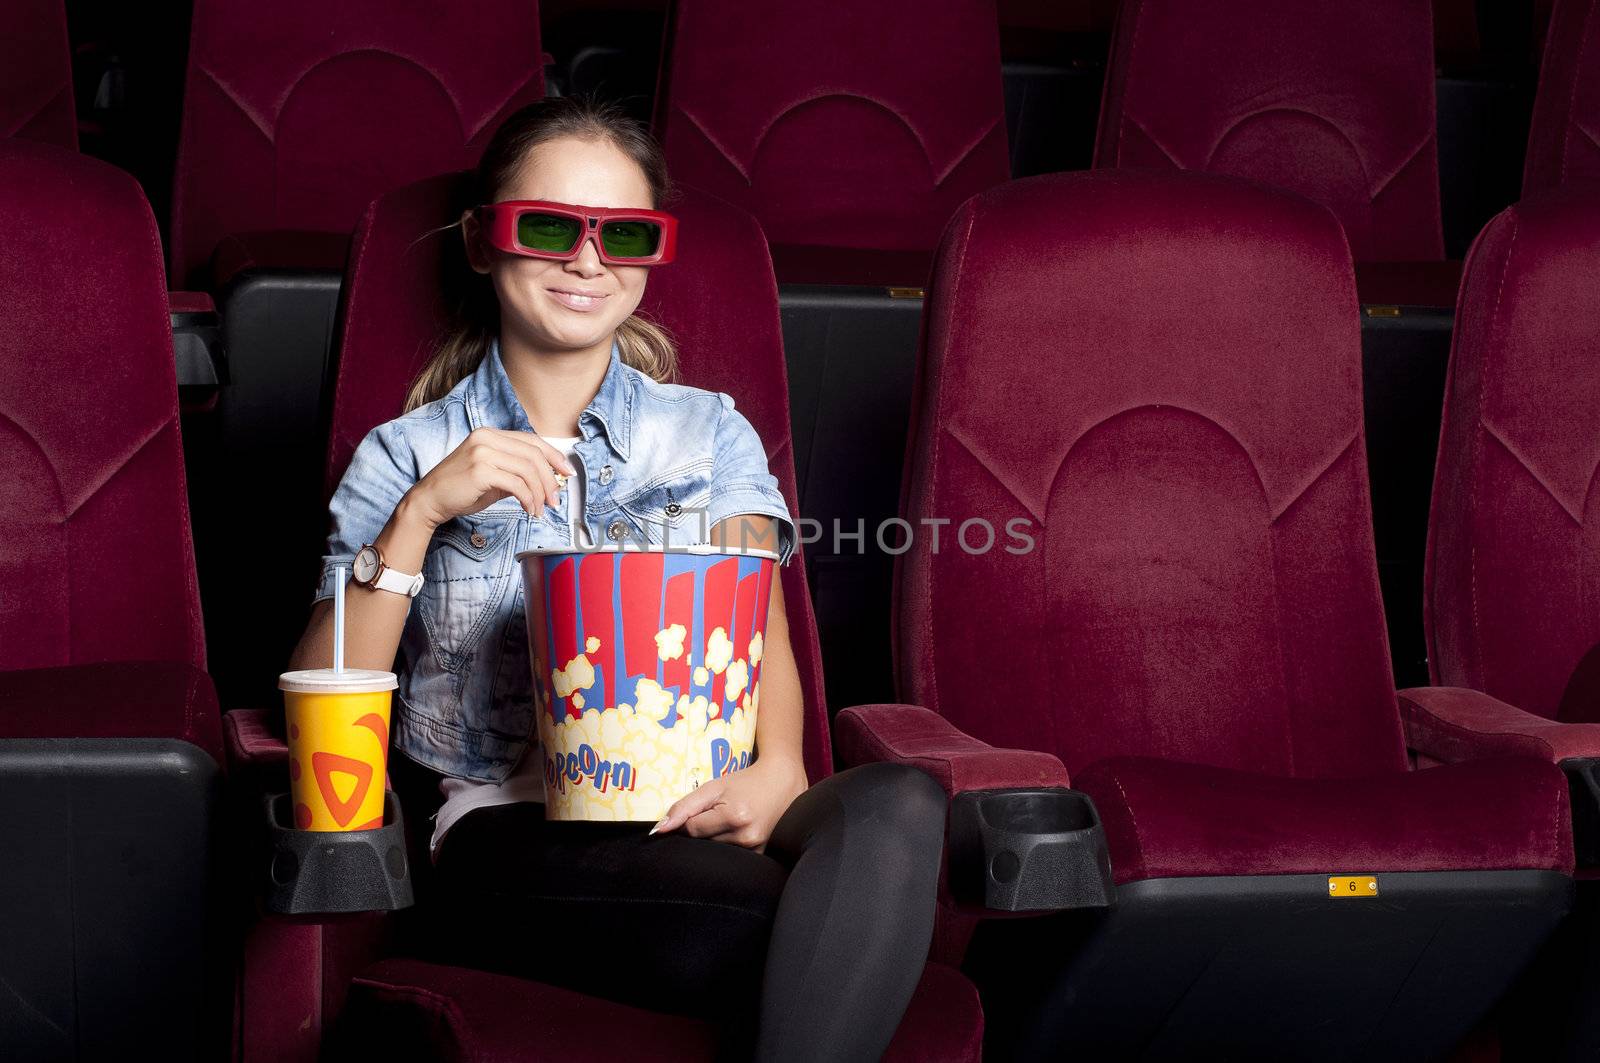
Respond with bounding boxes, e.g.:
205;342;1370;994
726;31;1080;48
650;756;809;851
405;427;577;527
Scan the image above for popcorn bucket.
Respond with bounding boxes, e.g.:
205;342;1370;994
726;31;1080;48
517;544;777;821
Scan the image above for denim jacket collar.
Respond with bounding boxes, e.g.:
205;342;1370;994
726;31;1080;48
467;337;634;461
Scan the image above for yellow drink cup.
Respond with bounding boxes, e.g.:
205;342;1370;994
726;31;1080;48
278;668;397;831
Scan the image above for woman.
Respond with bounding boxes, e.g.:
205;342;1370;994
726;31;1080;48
289;97;946;1062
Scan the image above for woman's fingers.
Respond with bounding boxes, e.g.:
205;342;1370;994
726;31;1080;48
682;798;756;841
479;466;543;517
480;427;578;476
473;430;571;508
650;780;725;835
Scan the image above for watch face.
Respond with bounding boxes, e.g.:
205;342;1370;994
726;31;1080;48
353;547;378;583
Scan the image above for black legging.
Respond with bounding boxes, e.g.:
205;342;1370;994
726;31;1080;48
411;760;947;1062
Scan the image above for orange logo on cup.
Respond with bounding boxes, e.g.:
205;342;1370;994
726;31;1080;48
280;669;396;832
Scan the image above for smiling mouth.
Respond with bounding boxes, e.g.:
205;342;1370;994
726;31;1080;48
547;288;610;312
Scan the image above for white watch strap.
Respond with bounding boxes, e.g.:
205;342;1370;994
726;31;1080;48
374;565;424;598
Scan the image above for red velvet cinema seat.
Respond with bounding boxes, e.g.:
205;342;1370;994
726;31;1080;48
654;0;1009;287
1095;0;1454;309
0;141;223;1060
1406;189;1600;1059
1094;0;1458;691
1;0;76;150
221;174;984;1062
1523;0;1600;196
655;0;1014;710
833;169;1574;1061
171;0;547;714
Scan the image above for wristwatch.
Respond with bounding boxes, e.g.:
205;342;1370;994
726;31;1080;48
352;543;425;598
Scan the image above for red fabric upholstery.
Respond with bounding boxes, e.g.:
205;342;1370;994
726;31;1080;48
1353;259;1464;310
210;230;354;290
1426;190;1600;724
881;962;984;1063
834;703;1070;796
1401;687;1600;765
168;291;217;316
901;169;1403;781
1433;0;1483;69
655;0;1009;278
0;661;222;761
897;168;1575;887
345;959;719;1061
1076;755;1575;883
1524;0;1600;195
998;0;1116;34
342;958;981;1063
1095;0;1444;263
225;706;288;767
168;1;544;286
0;141;206;675
327;174;831;782
1;0;76;149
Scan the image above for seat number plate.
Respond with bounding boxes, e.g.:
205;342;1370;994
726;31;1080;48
1328;875;1379;898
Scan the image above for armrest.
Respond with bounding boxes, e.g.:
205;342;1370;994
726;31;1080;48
836;705;1110;913
1398;686;1600;766
224;707;287;770
834;703;1071;796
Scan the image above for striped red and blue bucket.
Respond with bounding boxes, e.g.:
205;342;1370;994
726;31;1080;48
517;544;777;820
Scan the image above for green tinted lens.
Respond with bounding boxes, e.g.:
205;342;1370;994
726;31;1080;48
599;219;662;259
516;212;582;253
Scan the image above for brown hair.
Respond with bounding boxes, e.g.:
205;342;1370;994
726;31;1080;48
404;96;678;412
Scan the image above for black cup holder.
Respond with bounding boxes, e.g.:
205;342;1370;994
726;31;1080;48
263;790;414;915
1563;757;1600;866
949;788;1113;912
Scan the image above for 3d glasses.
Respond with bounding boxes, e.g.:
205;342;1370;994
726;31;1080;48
476;200;678;265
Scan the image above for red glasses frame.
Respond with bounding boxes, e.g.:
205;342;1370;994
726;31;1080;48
476;200;679;265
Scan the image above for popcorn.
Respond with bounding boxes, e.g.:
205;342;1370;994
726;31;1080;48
524;551;775;821
724;659;749;702
634;678;675;722
656;623;686;662
552;653;595;699
706;627;733;674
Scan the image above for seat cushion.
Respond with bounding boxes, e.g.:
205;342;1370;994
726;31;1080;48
343;958;982;1062
1075;755;1574;884
0;660;222;762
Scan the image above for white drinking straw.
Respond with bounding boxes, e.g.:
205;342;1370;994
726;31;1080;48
333;563;348;673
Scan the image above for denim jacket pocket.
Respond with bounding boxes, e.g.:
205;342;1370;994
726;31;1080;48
418;511;518;672
613;461;714;547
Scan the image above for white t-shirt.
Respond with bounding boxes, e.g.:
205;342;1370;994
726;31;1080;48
428;434;586;856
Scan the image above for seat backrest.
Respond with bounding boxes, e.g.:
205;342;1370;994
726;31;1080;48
896;169;1406;779
2;0;76;150
654;0;1009;255
168;0;544;285
0;141;204;671
1524;0;1600;195
1427;189;1600;722
1094;0;1443;263
327;174;832;779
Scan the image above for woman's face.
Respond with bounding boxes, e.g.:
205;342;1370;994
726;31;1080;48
467;135;654;357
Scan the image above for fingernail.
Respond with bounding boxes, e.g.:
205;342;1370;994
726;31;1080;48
648;819;665;835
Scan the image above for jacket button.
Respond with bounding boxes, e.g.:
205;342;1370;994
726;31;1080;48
606;520;628;541
664;502;682;518
470;532;488;548
598;465;614;485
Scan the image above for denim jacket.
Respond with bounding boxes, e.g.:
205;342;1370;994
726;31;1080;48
315;339;798;781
